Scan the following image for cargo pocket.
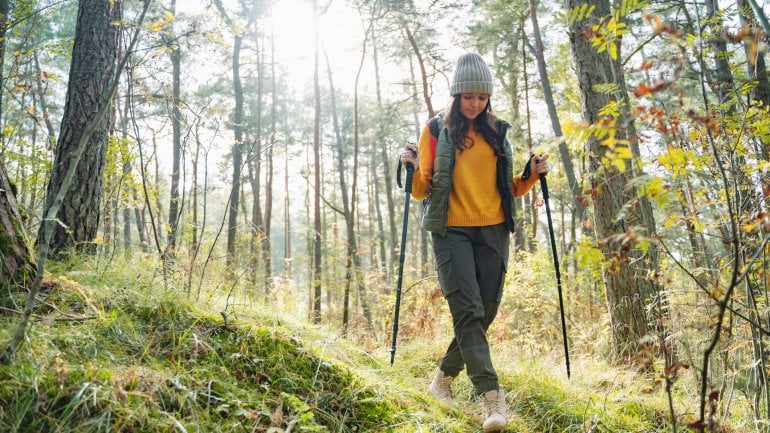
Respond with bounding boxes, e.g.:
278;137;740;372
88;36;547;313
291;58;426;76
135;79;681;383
435;250;458;298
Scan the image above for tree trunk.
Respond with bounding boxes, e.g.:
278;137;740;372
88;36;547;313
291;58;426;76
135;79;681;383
283;131;291;282
38;0;122;255
191;123;201;250
324;50;352;330
32;50;57;150
117;95;133;254
370;25;390;280
263;22;277;294
527;0;583;225
212;0;249;271
737;0;770;108
408;53;429;274
350;19;375;331
568;0;659;360
226;34;245;270
704;0;735;105
405;29;436;273
249;35;265;287
312;0;322;323
404;25;435;117
0;161;35;290
166;0;182;256
0;0;7;124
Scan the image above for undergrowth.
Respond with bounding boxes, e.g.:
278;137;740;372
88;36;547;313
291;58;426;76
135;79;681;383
0;258;689;432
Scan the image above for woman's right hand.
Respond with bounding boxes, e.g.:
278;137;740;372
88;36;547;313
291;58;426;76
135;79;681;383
400;143;419;171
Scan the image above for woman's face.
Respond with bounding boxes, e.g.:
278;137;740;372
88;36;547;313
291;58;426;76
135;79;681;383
459;93;489;120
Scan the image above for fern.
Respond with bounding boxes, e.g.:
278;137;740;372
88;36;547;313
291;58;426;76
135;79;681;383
594;83;620;95
567;3;596;25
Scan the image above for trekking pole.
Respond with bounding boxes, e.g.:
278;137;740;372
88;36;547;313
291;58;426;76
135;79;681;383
540;173;571;378
390;159;414;365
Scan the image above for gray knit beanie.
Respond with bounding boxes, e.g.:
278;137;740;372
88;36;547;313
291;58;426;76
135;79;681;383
450;52;494;96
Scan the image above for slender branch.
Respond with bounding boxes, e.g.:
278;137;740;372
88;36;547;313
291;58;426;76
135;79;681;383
659;238;770;336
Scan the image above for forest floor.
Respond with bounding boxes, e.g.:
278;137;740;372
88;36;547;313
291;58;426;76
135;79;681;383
0;258;723;432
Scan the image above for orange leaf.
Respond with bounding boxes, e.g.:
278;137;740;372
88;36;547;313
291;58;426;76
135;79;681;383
634;82;668;97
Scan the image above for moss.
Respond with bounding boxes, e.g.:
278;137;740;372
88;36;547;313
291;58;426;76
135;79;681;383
0;204;35;290
0;230;14;256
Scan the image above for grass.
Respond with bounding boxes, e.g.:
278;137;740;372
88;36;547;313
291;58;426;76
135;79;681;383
0;258;691;432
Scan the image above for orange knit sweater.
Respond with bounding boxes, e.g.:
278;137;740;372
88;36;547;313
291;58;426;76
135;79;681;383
411;124;538;227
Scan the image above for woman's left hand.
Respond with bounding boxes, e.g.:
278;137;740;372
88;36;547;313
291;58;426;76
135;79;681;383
531;154;550;175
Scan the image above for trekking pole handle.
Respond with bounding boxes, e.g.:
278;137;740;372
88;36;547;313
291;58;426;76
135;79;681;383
539;172;549;200
403;162;414;193
397;149;416;192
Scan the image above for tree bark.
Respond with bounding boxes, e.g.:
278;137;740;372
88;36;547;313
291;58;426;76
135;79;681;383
248;34;264;287
38;0;122;255
568;0;660;360
166;0;182;256
404;25;435;117
737;0;770;108
212;0;250;271
350;18;375;331
312;0;322;323
263;22;277;294
370;25;390;279
0;0;8;124
32;50;57;150
704;0;735;105
226;35;244;269
0;161;35;290
527;0;583;226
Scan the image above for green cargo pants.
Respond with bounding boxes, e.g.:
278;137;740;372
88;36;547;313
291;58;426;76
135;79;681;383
432;223;509;395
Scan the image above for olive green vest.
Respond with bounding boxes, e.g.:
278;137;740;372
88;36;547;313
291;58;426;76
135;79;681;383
423;116;517;236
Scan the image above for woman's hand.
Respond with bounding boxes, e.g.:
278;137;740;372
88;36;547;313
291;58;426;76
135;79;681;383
531;154;550;175
400;143;419;171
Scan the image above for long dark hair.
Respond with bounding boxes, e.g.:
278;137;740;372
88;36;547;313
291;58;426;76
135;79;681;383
444;95;503;156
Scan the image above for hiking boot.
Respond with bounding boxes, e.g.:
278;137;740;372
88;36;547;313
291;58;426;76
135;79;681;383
482;389;507;432
428;367;457;407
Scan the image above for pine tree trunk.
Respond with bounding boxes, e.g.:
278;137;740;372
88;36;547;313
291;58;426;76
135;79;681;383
311;0;322;323
737;0;770;107
0;0;7;123
527;0;583;226
226;34;244;269
351;20;375;331
166;0;182;256
38;0;122;255
408;54;430;274
249;38;264;287
262;27;277;294
211;0;248;271
370;26;390;280
568;0;659;360
0;161;35;290
33;50;57;149
704;0;735;105
324;50;352;330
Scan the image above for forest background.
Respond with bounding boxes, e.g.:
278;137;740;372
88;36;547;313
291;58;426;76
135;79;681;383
0;0;769;431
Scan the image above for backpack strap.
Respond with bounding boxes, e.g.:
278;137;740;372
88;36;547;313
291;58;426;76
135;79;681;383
427;113;443;165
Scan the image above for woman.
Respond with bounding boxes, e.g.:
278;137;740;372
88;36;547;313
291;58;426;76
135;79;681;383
399;52;550;433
